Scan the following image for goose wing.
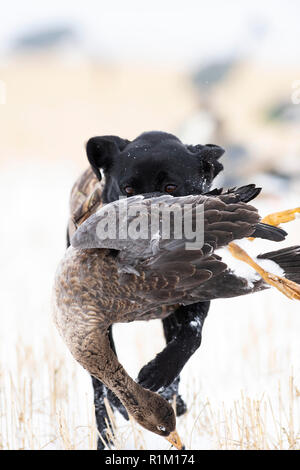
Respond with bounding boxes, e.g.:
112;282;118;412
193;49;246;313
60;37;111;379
71;191;262;252
71;191;284;305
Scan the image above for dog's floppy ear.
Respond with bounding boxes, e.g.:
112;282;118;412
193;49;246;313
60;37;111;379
188;143;225;179
199;144;225;161
86;135;130;180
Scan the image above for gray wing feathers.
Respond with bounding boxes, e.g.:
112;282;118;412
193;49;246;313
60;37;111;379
71;194;259;256
70;193;261;304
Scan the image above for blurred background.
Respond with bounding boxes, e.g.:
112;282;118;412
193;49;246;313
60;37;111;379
1;0;300;188
0;0;299;450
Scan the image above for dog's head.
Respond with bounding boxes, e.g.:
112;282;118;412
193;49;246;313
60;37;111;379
86;131;224;203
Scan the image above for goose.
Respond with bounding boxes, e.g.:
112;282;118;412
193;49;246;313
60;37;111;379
53;187;300;448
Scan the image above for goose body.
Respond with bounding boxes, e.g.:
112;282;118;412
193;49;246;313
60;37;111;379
53;188;299;442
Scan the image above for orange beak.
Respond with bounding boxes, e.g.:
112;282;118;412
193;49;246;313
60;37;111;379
165;429;183;450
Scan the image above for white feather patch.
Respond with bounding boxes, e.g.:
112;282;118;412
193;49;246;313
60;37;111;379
216;240;285;288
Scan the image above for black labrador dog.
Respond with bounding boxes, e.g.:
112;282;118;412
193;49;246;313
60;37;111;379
67;131;224;448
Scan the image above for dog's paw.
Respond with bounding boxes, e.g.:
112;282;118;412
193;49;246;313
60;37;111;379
137;358;179;392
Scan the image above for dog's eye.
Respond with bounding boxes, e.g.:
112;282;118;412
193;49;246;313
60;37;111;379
165;184;177;193
124;186;135;195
